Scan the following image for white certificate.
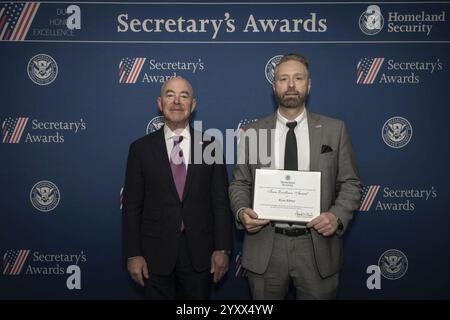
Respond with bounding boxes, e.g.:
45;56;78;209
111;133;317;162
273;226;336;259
253;169;321;223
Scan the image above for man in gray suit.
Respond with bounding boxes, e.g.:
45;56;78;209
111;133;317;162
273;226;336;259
229;53;361;299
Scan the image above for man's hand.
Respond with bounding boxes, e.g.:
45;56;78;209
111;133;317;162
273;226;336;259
210;251;229;283
306;212;339;237
127;256;149;287
239;208;270;233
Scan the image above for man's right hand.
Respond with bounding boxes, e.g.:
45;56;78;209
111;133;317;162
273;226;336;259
127;256;149;287
239;208;270;233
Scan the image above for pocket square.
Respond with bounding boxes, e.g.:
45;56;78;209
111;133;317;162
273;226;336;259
321;145;333;153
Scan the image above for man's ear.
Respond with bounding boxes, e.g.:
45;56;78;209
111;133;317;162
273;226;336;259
157;97;162;112
191;98;197;112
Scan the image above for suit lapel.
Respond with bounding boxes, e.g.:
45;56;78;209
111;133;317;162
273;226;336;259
260;114;276;168
155;127;180;201
182;127;198;201
307;111;323;172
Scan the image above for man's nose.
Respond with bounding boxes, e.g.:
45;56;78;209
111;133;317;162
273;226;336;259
288;78;295;88
173;95;180;104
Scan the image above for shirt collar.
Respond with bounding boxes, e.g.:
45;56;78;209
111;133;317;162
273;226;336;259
164;124;190;142
276;108;306;129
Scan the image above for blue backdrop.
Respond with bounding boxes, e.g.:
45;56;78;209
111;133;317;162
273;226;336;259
1;0;449;299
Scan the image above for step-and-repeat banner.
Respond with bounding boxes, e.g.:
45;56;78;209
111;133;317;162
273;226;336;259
1;1;449;299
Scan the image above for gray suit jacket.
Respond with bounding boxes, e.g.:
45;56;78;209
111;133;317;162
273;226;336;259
229;110;361;278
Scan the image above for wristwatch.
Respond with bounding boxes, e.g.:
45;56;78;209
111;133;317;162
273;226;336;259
219;250;231;255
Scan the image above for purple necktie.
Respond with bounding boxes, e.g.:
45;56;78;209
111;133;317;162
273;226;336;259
170;136;186;201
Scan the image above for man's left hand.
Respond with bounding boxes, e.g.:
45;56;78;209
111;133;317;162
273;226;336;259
306;212;339;237
210;251;229;283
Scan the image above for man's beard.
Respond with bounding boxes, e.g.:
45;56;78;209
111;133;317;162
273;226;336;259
275;90;307;109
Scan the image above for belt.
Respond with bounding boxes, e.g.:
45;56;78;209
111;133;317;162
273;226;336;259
274;227;309;237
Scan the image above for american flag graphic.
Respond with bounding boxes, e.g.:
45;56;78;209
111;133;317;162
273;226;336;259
357;58;384;84
235;252;247;278
3;250;30;275
236;118;258;143
0;2;40;41
2;117;28;143
236;118;259;132
360;185;380;211
119;58;146;84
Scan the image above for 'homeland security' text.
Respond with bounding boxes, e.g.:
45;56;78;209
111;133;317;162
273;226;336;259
387;11;446;36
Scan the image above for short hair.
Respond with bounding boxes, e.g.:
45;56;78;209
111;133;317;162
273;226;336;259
274;53;310;79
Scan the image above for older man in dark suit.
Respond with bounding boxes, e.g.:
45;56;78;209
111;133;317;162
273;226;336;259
122;77;232;299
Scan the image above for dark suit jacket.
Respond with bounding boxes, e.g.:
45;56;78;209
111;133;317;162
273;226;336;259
122;126;232;275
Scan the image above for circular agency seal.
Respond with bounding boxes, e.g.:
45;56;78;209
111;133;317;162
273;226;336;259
30;180;60;212
146;116;165;134
27;54;58;85
359;5;384;36
378;249;408;280
265;55;283;84
382;116;413;148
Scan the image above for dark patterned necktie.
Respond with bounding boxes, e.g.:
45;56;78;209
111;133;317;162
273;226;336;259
284;121;298;171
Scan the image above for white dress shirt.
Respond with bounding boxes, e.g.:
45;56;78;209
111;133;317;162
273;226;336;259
163;124;190;171
273;108;310;171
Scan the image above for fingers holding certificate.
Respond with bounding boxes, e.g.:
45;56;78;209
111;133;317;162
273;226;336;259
238;207;270;233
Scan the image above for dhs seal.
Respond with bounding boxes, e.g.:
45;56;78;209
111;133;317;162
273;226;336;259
265;55;283;84
146;116;165;134
359;5;384;35
30;181;60;212
378;249;408;280
27;54;58;85
382;116;412;148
